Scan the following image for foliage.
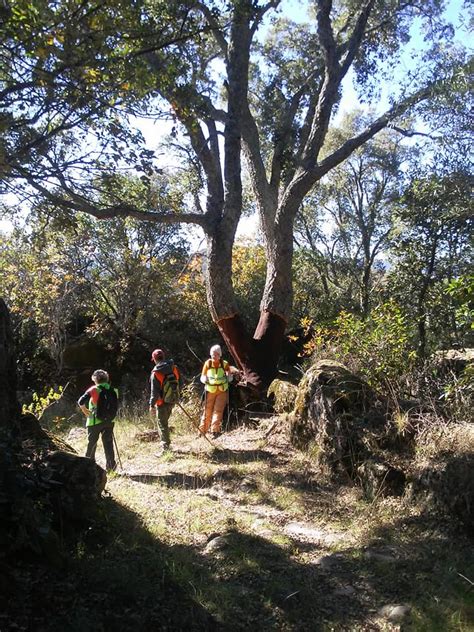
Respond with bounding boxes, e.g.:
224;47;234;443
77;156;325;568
0;198;201;385
295;116;409;318
386;169;473;356
0;0;201;201
232;240;267;329
22;386;63;418
292;249;358;327
302;301;417;393
441;363;474;422
445;274;474;339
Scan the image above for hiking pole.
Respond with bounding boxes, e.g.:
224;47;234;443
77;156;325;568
176;402;218;449
113;433;123;471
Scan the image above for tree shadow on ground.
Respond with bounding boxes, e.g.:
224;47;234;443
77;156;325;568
122;469;237;488
164;445;272;464
188;514;474;631
208;447;272;464
318;511;474;631
0;495;219;632
2;492;472;631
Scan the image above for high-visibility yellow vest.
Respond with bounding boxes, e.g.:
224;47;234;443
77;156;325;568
204;360;229;393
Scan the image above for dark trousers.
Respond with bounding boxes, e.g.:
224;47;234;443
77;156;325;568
86;422;116;471
155;403;173;447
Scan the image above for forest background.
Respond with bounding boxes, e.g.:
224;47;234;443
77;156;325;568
0;0;472;413
0;4;473;629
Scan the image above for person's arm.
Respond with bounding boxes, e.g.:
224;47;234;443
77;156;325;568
149;373;157;409
149;372;164;409
77;391;91;418
226;362;240;383
200;360;209;384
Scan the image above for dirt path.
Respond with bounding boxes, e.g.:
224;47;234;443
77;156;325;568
94;420;472;631
4;420;470;631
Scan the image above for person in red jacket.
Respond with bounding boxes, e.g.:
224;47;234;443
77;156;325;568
149;348;181;452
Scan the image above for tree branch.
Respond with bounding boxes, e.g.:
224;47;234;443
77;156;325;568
195;2;228;56
15;166;209;227
316;80;441;179
339;0;375;77
250;0;281;37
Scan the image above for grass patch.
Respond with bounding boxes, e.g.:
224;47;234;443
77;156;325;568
8;418;471;631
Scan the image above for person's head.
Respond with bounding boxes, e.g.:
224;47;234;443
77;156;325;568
210;344;222;361
151;348;165;363
91;369;109;384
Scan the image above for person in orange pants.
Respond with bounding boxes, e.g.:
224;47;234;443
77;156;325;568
199;345;238;438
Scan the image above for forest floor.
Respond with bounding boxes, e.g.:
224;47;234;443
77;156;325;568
4;412;474;631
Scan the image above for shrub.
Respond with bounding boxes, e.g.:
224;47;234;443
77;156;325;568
302;301;417;395
22;386;64;419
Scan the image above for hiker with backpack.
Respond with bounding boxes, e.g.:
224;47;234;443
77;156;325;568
199;344;239;438
78;369;119;472
149;348;181;452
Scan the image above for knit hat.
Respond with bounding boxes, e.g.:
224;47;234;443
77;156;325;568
151;348;165;362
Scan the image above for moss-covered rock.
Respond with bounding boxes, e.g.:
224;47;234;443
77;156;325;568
290;360;397;483
411;423;474;534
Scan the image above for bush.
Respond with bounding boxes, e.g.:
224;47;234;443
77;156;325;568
302;302;417;396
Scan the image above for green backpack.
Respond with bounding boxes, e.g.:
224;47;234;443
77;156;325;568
162;368;180;404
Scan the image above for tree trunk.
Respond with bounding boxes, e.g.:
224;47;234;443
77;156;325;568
0;298;21;431
207;199;294;391
206;222;287;391
217;310;286;391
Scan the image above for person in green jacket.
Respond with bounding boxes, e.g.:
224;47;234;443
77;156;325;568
78;369;118;472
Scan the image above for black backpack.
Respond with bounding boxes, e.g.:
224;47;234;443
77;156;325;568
96;386;118;422
162;367;180;404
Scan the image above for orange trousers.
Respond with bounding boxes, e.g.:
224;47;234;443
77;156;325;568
200;389;228;433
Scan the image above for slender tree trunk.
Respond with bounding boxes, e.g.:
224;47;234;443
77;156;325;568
360;264;371;318
416;235;439;361
0;298;20;431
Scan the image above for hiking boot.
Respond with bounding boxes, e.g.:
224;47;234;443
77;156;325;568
155;443;171;456
210;431;222;439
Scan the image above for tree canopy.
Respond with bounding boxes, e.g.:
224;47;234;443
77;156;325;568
1;0;471;389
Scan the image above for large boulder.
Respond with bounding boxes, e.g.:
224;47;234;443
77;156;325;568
433;348;474;377
0;299;105;562
9;413;106;557
411;422;474;534
290;360;404;494
38;384;83;427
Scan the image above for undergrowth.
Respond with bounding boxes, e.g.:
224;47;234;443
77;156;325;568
31;415;472;632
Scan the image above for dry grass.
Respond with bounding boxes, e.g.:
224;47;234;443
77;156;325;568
415;419;474;460
32;414;474;631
